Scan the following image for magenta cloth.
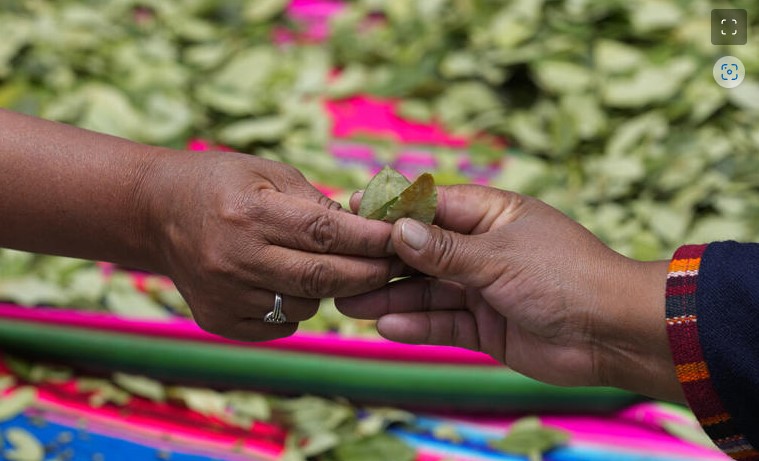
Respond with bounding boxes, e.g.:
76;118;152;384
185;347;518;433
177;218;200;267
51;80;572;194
325;96;470;148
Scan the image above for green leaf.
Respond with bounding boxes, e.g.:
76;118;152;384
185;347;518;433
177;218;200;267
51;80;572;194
218;117;291;145
0;277;67;306
273;396;355;436
384;173;437;224
490;416;570;458
301;431;340;456
0;18;32;79
357;407;415;437
398;100;433;122
104;274;169;319
226;391;271;422
532;61;593;94
629;0;682;33
0;387;37;423
195;47;276;115
245;0;288;22
602;58;697;108
3;428;43;461
77;378;131;407
113;373;166;402
328;65;368;99
168;387;226;418
594;40;645;74
358;166;411;219
729;80;759;111
332;433;416;461
0;376;16;394
27;365;71;384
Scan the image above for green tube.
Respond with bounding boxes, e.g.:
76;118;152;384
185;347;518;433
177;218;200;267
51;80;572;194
0;320;639;412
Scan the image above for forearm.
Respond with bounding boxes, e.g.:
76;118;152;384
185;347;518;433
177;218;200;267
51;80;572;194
0;109;163;270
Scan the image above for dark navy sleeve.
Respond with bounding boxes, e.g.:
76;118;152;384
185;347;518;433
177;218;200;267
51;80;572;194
666;242;759;460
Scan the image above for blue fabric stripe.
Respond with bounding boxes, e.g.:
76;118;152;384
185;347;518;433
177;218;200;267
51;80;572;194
0;414;234;461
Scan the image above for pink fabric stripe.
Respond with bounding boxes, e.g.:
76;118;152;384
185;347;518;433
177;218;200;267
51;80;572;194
0;303;499;366
446;411;725;460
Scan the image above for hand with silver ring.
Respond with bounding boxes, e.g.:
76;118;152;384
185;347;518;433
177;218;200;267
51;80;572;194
143;151;401;342
0;111;400;343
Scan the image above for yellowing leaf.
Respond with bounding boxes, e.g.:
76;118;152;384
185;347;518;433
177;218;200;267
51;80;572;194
4;428;43;461
359;168;437;224
384;173;437;224
0;387;37;423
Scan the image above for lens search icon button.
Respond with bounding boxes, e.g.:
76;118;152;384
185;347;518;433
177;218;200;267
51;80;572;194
714;56;745;89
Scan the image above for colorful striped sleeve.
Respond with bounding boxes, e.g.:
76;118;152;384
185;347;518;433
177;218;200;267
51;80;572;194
666;243;759;460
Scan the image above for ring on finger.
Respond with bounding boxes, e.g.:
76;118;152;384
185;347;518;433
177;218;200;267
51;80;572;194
264;292;287;324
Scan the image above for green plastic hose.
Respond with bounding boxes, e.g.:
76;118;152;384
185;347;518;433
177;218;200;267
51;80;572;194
0;319;639;412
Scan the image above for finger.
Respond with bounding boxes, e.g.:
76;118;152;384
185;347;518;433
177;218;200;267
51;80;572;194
237;291;319;323
349;190;363;214
351;185;524;235
261;193;393;257
251;246;402;299
376;311;480;352
335;277;466;319
434;185;526;234
190;308;299;342
265;162;344;212
222;318;299;342
391;218;498;287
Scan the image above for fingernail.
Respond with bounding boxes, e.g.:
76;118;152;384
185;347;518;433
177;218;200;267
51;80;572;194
401;219;429;250
385;237;395;254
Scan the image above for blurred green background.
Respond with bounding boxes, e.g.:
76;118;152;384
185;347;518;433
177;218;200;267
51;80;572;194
1;0;758;319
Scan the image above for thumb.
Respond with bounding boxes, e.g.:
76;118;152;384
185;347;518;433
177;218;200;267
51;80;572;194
392;218;497;287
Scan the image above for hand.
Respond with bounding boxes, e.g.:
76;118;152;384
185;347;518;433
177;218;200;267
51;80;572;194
336;185;683;401
143;151;399;341
0;110;396;342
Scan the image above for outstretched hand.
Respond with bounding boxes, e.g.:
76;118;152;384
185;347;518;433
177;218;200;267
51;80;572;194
146;151;399;341
337;185;682;401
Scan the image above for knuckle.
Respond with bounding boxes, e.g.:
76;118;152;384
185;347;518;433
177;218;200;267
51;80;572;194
281;163;302;178
430;230;458;272
219;193;257;225
317;194;342;211
370;262;390;286
304;214;339;253
298;259;339;298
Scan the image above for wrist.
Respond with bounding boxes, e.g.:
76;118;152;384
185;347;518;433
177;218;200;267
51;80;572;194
126;146;182;275
593;258;685;401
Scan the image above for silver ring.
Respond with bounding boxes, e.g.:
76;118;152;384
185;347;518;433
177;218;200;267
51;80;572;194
264;292;287;324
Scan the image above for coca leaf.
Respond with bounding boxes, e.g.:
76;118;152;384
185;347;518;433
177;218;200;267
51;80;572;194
490;416;570;460
359;168;437;224
0;387;37;423
3;428;43;461
384;173;437;224
358;166;410;220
